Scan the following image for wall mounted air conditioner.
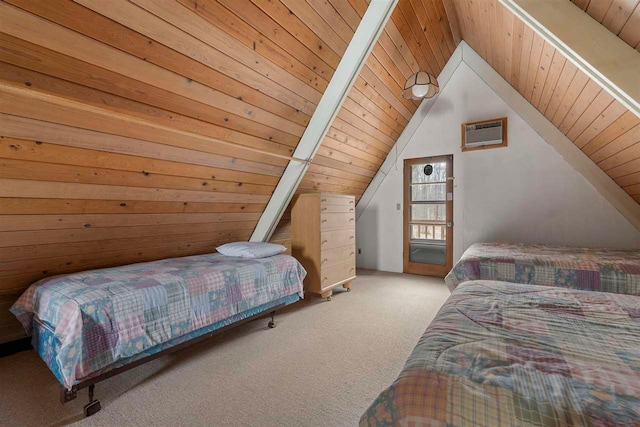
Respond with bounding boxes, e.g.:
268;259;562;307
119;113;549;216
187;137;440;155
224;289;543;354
461;117;507;152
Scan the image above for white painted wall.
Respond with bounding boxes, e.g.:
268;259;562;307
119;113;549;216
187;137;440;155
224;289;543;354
356;62;640;273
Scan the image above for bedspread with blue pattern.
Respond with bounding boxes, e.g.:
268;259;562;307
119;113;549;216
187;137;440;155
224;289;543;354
11;253;306;388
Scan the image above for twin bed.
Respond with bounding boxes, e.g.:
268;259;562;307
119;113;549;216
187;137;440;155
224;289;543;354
445;242;640;295
362;243;640;426
10;251;306;415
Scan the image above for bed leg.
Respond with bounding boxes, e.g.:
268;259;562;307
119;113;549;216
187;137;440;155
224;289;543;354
83;384;101;417
268;311;276;329
60;386;77;403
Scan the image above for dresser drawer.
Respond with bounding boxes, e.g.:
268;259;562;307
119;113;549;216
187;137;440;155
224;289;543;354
321;245;355;268
320;229;355;250
320;204;355;213
320;261;356;290
320;212;355;230
320;196;355;207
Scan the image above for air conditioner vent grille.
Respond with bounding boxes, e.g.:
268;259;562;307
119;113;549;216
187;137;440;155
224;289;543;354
471;121;501;130
462;118;507;152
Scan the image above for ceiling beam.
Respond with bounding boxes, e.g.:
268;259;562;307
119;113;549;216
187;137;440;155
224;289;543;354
250;0;399;242
499;0;640;118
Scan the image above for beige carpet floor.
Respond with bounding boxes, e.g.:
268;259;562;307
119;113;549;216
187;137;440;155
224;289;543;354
0;269;450;427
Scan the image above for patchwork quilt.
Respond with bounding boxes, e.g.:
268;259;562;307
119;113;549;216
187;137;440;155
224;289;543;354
11;253;306;389
361;280;640;426
445;242;640;295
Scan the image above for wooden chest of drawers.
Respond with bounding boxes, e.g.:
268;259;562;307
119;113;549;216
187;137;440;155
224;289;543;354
291;193;356;300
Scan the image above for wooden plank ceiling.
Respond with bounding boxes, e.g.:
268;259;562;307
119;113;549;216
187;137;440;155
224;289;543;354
298;0;457;196
450;0;640;203
0;0;457;342
571;0;640;51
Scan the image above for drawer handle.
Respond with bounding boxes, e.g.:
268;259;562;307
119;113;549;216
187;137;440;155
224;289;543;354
321;207;327;211
322;277;328;282
349;200;354;204
322;240;328;244
321;198;327;202
322;258;328;264
350;268;355;272
349;208;354;211
350;252;354;256
349;218;354;222
349;236;354;240
322;219;328;223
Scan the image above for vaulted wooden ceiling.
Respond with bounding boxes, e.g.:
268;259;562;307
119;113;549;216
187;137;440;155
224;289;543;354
299;0;457;196
571;0;640;50
449;0;640;202
0;0;636;343
0;0;457;342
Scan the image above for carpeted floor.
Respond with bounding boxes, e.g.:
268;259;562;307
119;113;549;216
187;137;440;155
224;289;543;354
0;269;450;427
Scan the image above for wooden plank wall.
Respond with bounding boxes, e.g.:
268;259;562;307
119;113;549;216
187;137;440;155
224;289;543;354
571;0;640;51
298;0;458;198
269;0;459;252
451;0;640;203
0;0;366;343
0;0;459;344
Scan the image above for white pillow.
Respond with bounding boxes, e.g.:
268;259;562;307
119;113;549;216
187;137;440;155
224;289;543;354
216;242;286;259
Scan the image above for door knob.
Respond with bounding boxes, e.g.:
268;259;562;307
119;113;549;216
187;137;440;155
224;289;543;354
446;222;452;228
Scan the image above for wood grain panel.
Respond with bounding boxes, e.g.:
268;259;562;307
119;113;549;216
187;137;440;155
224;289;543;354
0;0;458;343
0;59;298;154
0;239;252;291
0;0;366;342
452;0;640;204
0;0;454;341
300;0;458;201
0;231;252;263
0;0;634;345
571;0;640;50
0;199;267;215
4;0;309;129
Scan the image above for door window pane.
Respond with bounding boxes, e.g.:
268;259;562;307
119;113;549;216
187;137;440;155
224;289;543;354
411;204;446;222
434;227;442;240
411;224;421;239
411;183;446;202
409;243;446;265
410;162;447;183
410;224;447;241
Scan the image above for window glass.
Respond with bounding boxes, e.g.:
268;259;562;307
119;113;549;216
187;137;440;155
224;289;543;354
410;162;446;183
411;204;446;221
410;224;446;241
411;184;446;202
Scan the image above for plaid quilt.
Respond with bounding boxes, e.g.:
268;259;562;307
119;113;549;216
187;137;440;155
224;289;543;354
445;242;640;295
11;253;305;389
361;281;640;426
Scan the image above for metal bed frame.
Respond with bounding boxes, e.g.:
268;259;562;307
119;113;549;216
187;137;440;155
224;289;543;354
59;306;284;417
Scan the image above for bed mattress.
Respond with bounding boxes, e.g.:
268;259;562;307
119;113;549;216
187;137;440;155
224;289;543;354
445;242;640;295
11;253;306;388
361;280;640;426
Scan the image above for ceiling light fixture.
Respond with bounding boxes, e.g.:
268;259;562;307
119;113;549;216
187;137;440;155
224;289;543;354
402;71;439;101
